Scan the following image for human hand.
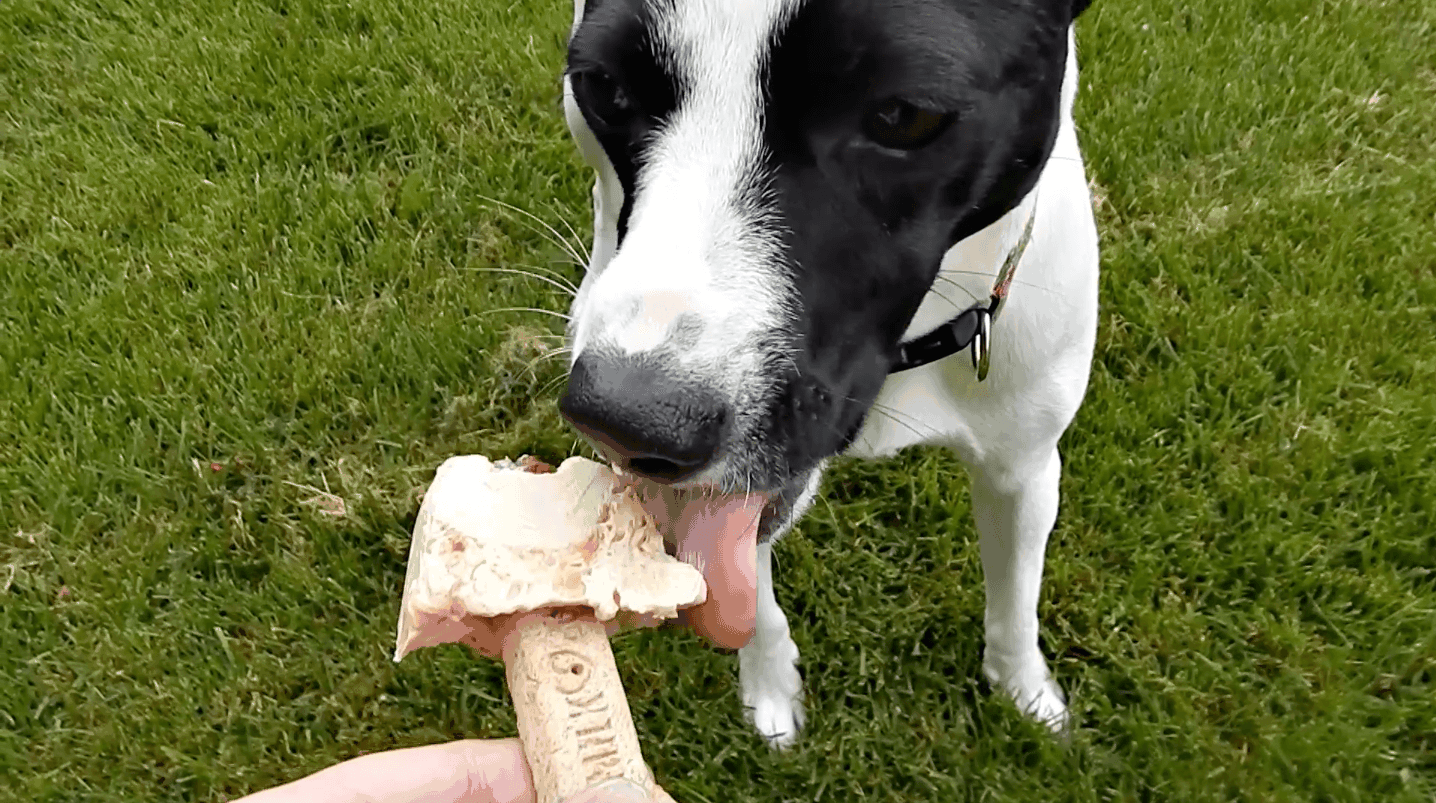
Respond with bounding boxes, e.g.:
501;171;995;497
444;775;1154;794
234;738;677;803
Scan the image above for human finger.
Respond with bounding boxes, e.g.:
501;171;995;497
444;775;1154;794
233;738;536;803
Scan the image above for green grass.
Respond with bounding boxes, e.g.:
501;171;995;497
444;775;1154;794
2;0;1433;800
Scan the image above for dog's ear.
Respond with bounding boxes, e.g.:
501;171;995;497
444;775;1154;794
1072;0;1094;19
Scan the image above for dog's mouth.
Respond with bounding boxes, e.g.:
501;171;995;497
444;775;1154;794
622;478;769;574
617;465;814;589
606;478;769;646
618;461;816;543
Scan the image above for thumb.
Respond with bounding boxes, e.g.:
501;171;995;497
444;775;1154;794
233;738;536;803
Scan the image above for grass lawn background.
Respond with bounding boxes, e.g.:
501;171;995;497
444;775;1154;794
2;0;1433;800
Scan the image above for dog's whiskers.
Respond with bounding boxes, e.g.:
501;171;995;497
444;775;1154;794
927;274;985;306
867;401;944;443
516;346;572;381
549;206;591;265
480;307;572;322
936;270;1062;299
467;266;578;297
923;282;984;311
517;261;582;289
537;370;572;398
473;193;591;267
826;388;944;445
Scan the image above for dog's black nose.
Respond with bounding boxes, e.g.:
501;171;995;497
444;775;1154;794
559;352;725;484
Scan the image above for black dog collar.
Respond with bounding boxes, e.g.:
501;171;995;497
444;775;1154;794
890;204;1037;380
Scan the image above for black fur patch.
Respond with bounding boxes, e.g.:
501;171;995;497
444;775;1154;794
749;0;1077;481
567;0;683;243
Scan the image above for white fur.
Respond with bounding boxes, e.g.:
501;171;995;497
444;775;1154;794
565;1;803;494
740;541;805;746
564;3;1099;746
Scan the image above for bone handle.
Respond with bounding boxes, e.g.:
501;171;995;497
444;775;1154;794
504;615;656;803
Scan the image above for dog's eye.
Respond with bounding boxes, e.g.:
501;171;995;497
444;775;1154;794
862;99;953;150
571;70;637;129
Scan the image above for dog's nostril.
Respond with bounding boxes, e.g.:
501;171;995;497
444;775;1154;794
558;352;726;484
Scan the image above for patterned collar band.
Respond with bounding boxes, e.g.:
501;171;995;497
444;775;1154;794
889;202;1037;380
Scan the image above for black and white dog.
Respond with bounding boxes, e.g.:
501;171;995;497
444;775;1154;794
555;0;1099;746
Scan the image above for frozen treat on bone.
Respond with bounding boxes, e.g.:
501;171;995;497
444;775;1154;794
393;454;706;659
393;454;706;803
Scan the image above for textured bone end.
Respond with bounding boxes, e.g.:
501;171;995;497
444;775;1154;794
393;455;706;661
506;616;655;803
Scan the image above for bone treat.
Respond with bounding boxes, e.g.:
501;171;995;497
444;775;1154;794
394;455;705;803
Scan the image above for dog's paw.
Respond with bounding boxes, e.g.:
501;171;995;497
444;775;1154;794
739;635;805;749
983;657;1070;734
1016;676;1070;735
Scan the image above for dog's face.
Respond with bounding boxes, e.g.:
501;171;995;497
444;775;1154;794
559;0;1086;532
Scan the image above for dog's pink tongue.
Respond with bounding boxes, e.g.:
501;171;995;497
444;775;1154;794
661;492;765;649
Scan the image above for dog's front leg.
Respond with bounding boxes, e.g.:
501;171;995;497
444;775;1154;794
736;467;826;748
738;540;805;748
970;445;1070;732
